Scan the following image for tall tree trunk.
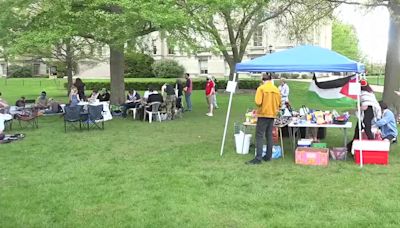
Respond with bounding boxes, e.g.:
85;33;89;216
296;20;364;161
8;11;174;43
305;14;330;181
382;17;400;115
65;41;74;96
110;44;125;105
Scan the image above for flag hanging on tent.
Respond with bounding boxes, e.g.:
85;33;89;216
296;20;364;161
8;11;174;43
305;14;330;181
340;77;358;100
308;74;354;99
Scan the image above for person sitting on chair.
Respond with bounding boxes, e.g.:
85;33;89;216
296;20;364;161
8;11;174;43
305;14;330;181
15;96;26;107
98;88;110;102
89;88;100;100
122;89;141;118
375;101;398;143
36;91;49;109
146;90;163;111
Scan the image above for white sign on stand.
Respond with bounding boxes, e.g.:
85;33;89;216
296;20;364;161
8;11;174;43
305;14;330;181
226;81;237;93
349;82;360;96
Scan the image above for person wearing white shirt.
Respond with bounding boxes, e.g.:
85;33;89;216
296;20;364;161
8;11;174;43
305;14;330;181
278;78;289;102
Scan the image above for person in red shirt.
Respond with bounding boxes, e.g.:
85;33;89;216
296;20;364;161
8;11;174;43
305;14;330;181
205;75;215;117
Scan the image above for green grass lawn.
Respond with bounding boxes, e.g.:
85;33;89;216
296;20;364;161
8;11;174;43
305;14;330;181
1;79;399;227
366;75;385;86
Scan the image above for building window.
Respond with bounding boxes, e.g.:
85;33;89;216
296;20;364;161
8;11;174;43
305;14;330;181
0;64;5;75
33;63;40;75
168;47;175;55
199;58;208;74
153;45;157;55
97;46;103;57
253;26;263;47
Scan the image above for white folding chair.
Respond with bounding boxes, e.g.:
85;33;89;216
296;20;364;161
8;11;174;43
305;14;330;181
144;102;162;123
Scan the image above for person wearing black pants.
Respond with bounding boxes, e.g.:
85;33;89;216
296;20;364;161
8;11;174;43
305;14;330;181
255;118;275;161
246;74;281;165
347;80;381;152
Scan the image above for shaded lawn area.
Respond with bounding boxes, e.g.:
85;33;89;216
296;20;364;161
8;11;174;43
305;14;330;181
1;80;399;227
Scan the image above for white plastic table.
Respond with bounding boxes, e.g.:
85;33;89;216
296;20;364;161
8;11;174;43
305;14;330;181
288;121;352;152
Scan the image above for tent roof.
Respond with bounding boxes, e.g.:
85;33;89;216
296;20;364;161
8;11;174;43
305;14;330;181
236;45;365;73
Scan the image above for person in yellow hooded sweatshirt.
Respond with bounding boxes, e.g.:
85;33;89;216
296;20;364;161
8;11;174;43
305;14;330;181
246;74;281;165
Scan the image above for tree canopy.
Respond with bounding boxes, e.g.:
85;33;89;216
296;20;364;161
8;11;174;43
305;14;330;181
332;19;361;61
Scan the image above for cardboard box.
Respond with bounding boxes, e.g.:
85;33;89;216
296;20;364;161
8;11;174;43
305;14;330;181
295;147;329;166
353;140;390;165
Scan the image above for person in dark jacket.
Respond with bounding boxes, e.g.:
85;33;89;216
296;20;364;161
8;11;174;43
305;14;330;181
73;78;86;101
98;88;110;102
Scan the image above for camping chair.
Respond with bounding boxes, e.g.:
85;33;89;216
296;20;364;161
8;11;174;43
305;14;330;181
15;107;39;129
143;102;162;123
64;105;83;132
82;104;104;130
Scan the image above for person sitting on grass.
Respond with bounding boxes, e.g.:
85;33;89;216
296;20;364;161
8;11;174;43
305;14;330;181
36;91;49;109
122;89;141;118
375;101;398;143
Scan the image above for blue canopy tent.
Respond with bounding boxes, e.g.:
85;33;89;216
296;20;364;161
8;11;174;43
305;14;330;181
220;45;367;166
236;45;365;73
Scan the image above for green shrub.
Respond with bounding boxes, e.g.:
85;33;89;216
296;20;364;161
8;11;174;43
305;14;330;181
152;59;185;78
281;73;289;79
301;74;312;79
125;52;155;78
288;73;299;79
8;65;32;78
63;79;261;91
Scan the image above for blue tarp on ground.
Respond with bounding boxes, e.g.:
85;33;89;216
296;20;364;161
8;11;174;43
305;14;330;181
235;45;365;73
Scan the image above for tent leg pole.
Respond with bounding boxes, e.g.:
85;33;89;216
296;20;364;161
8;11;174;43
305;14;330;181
220;73;238;156
356;73;363;168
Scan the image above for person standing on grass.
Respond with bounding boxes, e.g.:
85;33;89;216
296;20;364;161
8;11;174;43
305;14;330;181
246;74;281;165
73;78;86;101
278;78;289;110
205;75;215;117
212;76;219;109
175;79;184;110
183;73;192;111
347;80;381;152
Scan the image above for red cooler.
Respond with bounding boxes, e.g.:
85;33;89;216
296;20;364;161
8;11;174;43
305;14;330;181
352;140;390;165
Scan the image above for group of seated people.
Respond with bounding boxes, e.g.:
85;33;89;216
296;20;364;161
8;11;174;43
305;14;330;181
69;87;111;107
0;91;62;115
121;84;183;121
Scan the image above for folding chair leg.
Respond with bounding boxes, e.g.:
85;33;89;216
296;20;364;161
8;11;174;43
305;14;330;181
64;121;67;133
133;109;136;120
158;112;161;122
143;112;146;121
149;112;152;123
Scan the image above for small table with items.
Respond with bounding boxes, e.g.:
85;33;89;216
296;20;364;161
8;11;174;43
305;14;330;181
242;118;291;158
288;121;352;152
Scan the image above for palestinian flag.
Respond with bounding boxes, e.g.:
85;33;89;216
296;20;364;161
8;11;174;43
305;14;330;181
308;75;356;107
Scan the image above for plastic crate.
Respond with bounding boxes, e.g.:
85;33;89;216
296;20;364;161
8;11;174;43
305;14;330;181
295;147;329;166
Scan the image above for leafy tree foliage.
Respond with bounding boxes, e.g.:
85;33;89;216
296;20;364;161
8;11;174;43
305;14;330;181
152;59;185;78
173;0;338;79
124;52;155;78
332;20;361;61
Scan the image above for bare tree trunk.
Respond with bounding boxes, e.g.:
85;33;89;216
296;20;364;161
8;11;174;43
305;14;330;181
383;17;400;115
228;59;239;81
110;44;125;105
65;41;74;96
